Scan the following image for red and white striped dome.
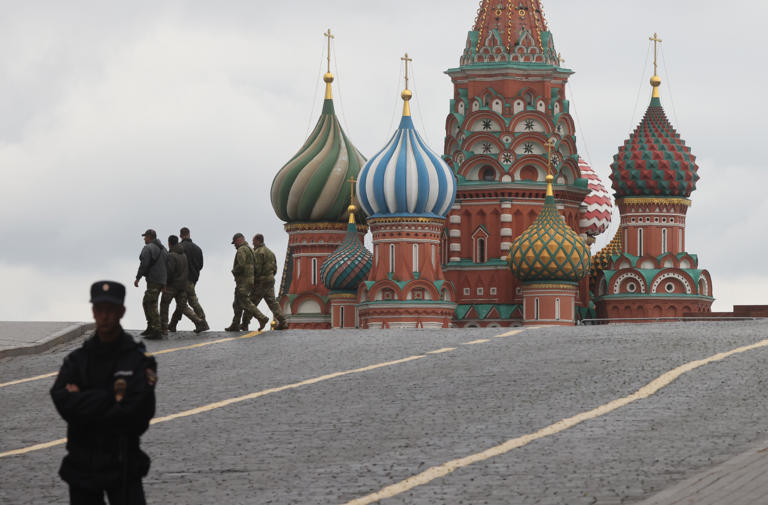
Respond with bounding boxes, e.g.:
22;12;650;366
578;158;613;237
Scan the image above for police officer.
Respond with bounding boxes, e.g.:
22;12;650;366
242;233;287;331
51;281;157;505
134;229;167;340
225;233;263;332
160;235;205;335
170;227;209;332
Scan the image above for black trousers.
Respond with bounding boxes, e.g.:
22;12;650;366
68;480;145;505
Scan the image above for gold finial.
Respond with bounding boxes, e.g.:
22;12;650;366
400;52;413;117
545;137;556;197
324;29;335;100
649;32;662;98
347;176;357;224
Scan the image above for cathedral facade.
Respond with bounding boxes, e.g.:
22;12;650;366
269;1;713;328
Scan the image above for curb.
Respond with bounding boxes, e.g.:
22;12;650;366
0;322;94;359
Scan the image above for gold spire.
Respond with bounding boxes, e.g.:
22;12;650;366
649;32;662;98
400;52;413;117
347;176;357;224
323;29;335;100
545;137;556;197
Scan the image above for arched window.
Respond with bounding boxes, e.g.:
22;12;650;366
477;238;486;263
525;92;533;106
662;229;667;254
637;228;644;256
311;258;318;286
481;166;496;181
412;244;419;272
389;244;396;274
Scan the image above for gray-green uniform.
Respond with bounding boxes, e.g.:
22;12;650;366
243;243;286;329
161;243;203;332
136;239;167;334
228;242;264;329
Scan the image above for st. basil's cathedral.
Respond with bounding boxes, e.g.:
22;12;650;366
269;0;714;329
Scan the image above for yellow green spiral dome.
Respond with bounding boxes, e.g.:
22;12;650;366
510;175;591;283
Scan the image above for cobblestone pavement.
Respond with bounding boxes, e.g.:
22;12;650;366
2;321;768;504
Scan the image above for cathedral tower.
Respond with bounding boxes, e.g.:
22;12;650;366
270;31;367;329
443;0;600;327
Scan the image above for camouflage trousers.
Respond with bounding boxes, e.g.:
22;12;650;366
142;282;163;331
243;282;285;326
230;282;263;325
170;281;207;327
161;286;202;330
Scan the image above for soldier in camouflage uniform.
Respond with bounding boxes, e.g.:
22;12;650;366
242;234;287;331
160;235;205;335
225;233;263;332
134;229;167;340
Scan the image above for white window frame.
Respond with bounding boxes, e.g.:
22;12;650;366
412;244;419;272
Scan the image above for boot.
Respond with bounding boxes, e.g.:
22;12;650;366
161;326;169;336
144;329;163;340
224;324;240;332
275;318;288;330
140;328;150;336
168;316;179;333
239;322;249;331
257;315;269;331
198;320;209;332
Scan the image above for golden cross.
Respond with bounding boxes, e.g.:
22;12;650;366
649;32;662;75
324;29;335;73
347;176;357;201
401;53;413;90
546;137;556;176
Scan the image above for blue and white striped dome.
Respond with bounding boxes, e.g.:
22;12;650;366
357;115;456;218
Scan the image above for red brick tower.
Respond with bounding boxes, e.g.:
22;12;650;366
270;34;367;329
592;35;713;320
443;0;595;327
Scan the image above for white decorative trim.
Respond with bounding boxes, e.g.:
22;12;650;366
449;215;462;224
652;273;692;294
501;214;513;222
613;272;647;294
500;242;512;250
449;230;461;238
450;244;461;252
500;228;513;237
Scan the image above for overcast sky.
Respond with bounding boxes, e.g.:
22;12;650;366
1;0;765;329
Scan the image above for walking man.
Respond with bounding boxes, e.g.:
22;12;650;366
51;281;157;505
160;235;205;335
134;229;167;340
243;233;287;331
170;227;209;332
225;233;263;332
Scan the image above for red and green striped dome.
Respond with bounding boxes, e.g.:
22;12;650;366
319;216;372;293
610;97;699;198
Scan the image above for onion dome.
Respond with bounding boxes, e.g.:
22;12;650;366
610;74;698;198
590;229;623;283
510;175;591;283
271;70;366;223
320;205;373;292
357;83;456;219
578;158;613;237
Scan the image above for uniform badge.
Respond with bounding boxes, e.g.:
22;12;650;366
102;283;110;291
146;368;158;386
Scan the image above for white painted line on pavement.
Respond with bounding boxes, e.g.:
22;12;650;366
0;331;263;390
338;336;768;505
462;339;491;345
426;348;457;354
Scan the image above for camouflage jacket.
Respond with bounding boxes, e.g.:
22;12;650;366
232;243;255;284
253;244;278;284
166;244;189;291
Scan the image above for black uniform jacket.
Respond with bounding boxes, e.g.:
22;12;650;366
50;330;157;489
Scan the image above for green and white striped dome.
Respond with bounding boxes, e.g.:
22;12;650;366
271;96;366;223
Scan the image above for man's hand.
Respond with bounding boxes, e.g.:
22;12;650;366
65;384;80;393
134;279;140;288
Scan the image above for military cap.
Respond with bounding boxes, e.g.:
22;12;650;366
141;229;157;239
90;281;126;305
231;232;244;244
